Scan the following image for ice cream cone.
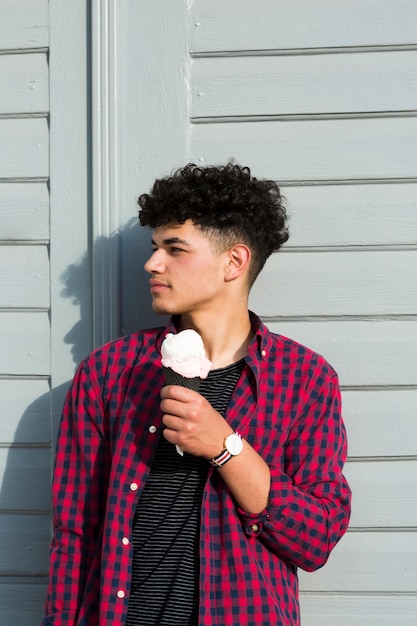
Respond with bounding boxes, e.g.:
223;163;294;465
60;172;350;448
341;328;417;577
163;367;201;391
161;330;211;456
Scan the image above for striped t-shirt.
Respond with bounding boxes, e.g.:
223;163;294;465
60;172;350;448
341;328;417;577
126;359;245;626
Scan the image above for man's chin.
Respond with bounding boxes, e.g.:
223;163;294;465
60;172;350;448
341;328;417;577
151;301;175;316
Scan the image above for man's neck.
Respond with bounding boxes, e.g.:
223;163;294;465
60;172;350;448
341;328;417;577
177;308;254;369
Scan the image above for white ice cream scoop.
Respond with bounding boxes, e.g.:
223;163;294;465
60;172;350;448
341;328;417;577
161;329;212;379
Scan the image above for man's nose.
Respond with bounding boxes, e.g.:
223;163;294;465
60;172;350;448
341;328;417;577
144;249;164;273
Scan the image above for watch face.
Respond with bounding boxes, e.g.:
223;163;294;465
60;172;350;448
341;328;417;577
225;433;243;456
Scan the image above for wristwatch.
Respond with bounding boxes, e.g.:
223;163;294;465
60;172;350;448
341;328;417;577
209;431;243;468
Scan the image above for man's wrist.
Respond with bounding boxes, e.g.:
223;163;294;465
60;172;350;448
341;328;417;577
209;431;243;468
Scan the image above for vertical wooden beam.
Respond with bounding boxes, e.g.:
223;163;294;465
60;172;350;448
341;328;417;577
91;0;122;345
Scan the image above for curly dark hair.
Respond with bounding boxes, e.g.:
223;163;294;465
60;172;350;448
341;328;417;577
138;162;289;285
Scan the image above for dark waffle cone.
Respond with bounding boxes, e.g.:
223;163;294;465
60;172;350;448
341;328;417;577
163;367;201;391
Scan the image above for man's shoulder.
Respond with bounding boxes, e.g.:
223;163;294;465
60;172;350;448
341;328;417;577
266;328;337;379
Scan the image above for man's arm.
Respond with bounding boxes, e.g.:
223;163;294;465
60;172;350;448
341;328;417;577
232;372;351;572
161;371;351;572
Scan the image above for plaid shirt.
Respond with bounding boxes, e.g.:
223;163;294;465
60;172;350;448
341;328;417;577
42;313;351;626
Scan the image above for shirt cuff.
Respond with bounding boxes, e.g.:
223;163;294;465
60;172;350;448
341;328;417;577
238;507;275;537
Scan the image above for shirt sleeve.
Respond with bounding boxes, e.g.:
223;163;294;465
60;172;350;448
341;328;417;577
239;370;351;572
42;356;110;624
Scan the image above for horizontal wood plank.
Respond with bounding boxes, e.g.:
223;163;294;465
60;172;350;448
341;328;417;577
190;0;417;52
266;320;417;387
0;183;49;240
0;245;49;308
0;118;48;179
298;531;417;592
0;312;50;375
344;460;417;528
191;51;417;118
299;593;417;625
343;389;417;457
0;53;48;114
0;448;50;512
0;514;50;574
283;183;417;247
0;0;48;50
190;117;417;181
0;379;50;443
0;582;46;626
250;250;417;317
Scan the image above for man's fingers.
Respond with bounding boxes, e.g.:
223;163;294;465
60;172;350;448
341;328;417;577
160;384;200;401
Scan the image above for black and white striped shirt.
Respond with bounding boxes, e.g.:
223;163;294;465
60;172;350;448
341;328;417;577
126;359;245;626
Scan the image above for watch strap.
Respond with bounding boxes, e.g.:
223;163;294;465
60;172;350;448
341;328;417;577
209;448;232;467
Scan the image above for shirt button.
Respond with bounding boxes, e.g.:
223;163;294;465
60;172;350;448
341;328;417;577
250;523;259;532
261;350;267;357
122;537;130;545
148;425;157;433
130;482;139;491
117;590;125;599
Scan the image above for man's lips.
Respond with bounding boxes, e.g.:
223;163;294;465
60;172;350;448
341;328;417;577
149;279;170;292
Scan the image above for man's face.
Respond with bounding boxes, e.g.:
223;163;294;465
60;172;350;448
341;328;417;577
144;220;229;317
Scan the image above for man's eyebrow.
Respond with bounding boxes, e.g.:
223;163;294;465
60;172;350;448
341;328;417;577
151;236;191;247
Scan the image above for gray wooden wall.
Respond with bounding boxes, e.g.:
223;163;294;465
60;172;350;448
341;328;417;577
0;1;91;623
0;2;51;622
0;1;416;624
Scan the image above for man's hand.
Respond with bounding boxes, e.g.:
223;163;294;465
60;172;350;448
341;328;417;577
161;385;271;514
160;385;231;459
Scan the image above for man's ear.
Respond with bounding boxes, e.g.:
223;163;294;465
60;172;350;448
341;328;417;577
224;244;251;282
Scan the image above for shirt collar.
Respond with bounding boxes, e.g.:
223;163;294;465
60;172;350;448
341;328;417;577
246;311;273;379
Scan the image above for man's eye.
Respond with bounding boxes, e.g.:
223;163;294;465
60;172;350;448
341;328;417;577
170;247;183;254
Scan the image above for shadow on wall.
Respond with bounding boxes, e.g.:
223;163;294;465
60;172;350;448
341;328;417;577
0;219;165;624
60;218;166;366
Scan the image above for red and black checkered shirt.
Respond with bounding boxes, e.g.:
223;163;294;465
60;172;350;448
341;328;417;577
42;312;351;626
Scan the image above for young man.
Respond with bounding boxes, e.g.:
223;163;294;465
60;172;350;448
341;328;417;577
42;163;351;626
